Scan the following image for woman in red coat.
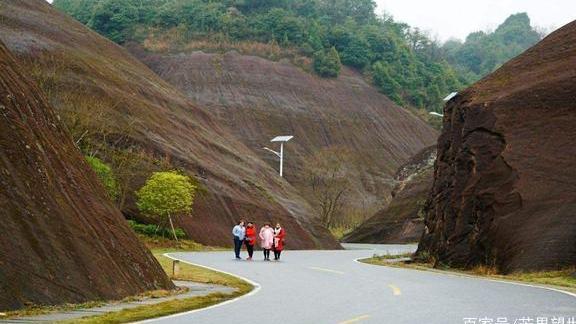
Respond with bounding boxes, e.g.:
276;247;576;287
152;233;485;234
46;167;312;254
273;222;286;261
244;222;257;260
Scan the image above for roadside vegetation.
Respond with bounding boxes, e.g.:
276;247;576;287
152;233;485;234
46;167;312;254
136;171;197;241
0;244;250;323
60;251;252;324
85;153;201;245
362;255;576;292
85;156;120;200
54;1;543;114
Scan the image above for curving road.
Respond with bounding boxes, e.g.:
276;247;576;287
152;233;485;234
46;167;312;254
140;244;575;324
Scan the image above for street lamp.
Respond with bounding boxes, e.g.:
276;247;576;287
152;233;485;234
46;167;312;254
263;135;293;177
428;92;456;119
443;92;458;102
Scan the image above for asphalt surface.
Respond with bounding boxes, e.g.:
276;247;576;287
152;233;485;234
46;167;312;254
141;244;575;324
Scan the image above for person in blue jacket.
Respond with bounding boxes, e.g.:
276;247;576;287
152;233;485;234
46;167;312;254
232;220;246;259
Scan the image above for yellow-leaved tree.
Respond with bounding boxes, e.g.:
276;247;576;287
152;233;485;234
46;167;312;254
136;171;196;241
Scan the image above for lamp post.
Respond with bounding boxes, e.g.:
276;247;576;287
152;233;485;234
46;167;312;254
429;92;457;118
263;135;293;177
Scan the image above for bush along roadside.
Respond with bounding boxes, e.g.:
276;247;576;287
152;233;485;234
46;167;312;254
127;220;186;240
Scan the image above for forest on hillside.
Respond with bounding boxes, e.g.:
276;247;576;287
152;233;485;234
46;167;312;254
54;0;542;113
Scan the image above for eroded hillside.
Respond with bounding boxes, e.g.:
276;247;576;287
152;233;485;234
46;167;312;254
130;47;438;227
0;0;338;249
0;40;173;311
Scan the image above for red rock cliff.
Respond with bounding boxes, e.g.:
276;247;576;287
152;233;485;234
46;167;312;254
0;41;173;311
418;21;576;272
343;146;435;244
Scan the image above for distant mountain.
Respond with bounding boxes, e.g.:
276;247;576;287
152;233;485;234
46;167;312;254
50;0;441;232
128;46;438;232
443;13;542;82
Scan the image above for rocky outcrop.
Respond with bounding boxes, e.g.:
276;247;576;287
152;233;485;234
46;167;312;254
129;47;438;222
0;0;339;249
343;146;436;244
417;21;576;272
0;41;173;311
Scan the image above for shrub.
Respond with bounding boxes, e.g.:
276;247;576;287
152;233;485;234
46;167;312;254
313;47;341;78
127;220;186;239
85;156;119;200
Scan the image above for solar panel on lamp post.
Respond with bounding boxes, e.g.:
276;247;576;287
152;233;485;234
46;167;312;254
263;135;293;177
429;92;457;118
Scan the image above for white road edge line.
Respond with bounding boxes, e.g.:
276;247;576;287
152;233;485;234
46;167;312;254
353;257;576;299
133;253;262;324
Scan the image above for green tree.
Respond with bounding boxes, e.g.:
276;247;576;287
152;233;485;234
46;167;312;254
88;0;140;43
443;13;541;81
55;0;475;111
136;171;196;241
340;36;371;69
313;47;341;78
372;61;402;104
85;156;119;200
53;0;97;24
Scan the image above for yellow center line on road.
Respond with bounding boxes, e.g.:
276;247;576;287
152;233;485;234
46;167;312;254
338;314;371;324
308;266;345;274
388;284;402;296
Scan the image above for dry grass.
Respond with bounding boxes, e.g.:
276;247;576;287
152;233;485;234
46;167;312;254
56;250;252;323
141;29;313;72
362;257;576;292
64;292;246;324
137;234;226;253
0;247;250;323
0;301;107;319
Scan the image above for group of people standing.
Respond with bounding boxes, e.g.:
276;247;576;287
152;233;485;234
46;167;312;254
232;220;286;261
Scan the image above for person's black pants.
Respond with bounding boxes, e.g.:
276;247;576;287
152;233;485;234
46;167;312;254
233;236;243;258
263;249;270;260
244;240;254;258
274;250;282;260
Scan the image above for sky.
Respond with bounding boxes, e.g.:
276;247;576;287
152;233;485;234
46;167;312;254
44;0;575;42
375;0;576;41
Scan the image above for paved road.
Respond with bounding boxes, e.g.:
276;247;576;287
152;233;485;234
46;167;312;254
142;244;575;324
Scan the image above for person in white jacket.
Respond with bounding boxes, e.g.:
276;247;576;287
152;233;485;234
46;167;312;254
259;223;274;261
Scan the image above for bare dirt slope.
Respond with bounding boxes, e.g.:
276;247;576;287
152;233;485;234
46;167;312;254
343;146;435;244
418;21;576;272
0;40;173;311
0;0;338;249
130;48;438;221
